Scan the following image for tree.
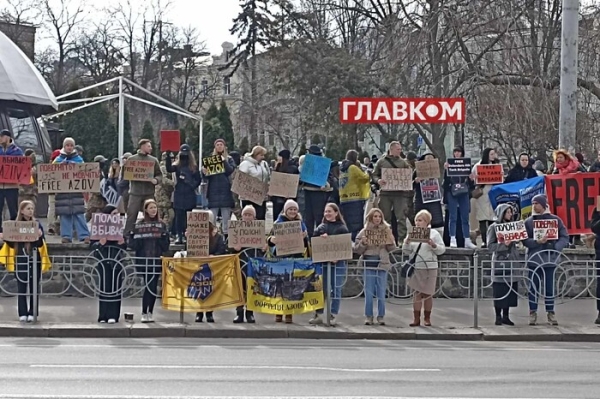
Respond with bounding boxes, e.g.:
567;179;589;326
218;100;235;150
311;134;321;145
297;141;307;157
238;136;250;155
140;120;158;157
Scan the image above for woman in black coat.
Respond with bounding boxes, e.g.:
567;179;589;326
504;153;538;183
413;153;444;231
203;139;236;236
271;149;299;220
167;144;202;244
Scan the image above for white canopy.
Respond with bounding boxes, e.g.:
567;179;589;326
0;30;58;110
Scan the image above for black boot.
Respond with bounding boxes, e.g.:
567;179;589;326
495;316;502;326
596;312;600;325
206;311;215;323
245;310;255;324
175;235;183;245
233;307;244;324
502;308;515;326
195;312;203;323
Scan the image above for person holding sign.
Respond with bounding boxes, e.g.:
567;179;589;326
339;150;371;240
271;149;299;220
402;210;446;327
0;129;25;232
471;148;502;248
354;208;397;326
203;139;236;237
167;144;201;244
523;195;569;326
238;146;271;220
413;153;443;233
309;203;349;326
0;200;50;322
299;146;334;236
129;200;170;323
486;204;523;326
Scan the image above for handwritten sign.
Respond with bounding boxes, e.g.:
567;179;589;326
160;130;181;152
420;178;442;203
381;168;412;191
408;226;430;242
132;221;164;240
476;164;503;185
227;220;265;249
123;160;155;181
311;233;353;263
300;154;331;187
365;228;391;246
415;159;440;179
2;221;38;242
37;163;101;193
186;211;210;256
533;219;558;241
273;220;304;256
90;213;126;241
0;156;32;185
231;171;268;205
495;220;527;244
447;158;472;176
202;155;225;176
268;171;299;198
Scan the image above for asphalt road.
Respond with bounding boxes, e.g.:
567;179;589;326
0;338;597;399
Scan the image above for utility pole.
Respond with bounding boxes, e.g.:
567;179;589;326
558;0;579;154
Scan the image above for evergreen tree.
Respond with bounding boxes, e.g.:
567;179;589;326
205;103;219;121
311;134;322;145
202;118;225;158
139;120;157;157
218;100;235;150
298;141;307;156
238;136;250;155
122;107;135;155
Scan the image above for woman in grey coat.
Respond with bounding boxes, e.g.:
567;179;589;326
486;203;523;326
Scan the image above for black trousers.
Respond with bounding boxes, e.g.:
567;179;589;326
142;271;159;314
0;188;19;232
272;199;285;222
303;191;329;237
16;262;41;317
97;263;123;322
241;200;266;221
174;208;192;236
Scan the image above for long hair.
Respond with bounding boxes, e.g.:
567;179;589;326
364;207;390;230
108;162;120;179
17;200;37;252
173;151;198;172
213;145;229;158
276;157;289;172
322;203;346;225
481;148;497;164
142;199;161;222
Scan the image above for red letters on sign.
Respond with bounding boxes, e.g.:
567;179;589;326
339;98;465;124
0;156;32;185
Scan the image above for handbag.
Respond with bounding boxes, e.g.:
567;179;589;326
401;243;422;278
472;186;484;199
450;182;469;196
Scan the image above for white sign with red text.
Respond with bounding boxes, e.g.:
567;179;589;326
340;98;465;124
495;221;528;244
533;219;558;241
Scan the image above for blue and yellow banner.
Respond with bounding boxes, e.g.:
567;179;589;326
488;176;545;220
161;254;244;312
246;258;324;315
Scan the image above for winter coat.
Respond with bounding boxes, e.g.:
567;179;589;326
522;211;569;268
129;220;170;272
472;161;498;221
313;220;349;237
504;165;538;183
413;154;443;229
239;156;270;182
0;141;24;190
127;151;163;196
372;155;412;197
209;233;227;256
486;204;523;282
402;228;446;269
354;226;397;270
166;156;201;210
204;154;235;209
53;151;86;216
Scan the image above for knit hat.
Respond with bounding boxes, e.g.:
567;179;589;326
241;205;256;216
283;199;299;213
278;149;291;160
214;138;226;147
0;129;11;138
532;194;548;209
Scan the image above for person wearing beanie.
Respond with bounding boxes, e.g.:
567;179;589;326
271;149;299;221
0;129;24;233
523;194;569;326
203;139;236;233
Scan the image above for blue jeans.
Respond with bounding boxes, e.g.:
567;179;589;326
446;193;470;238
316;261;346;315
363;256;387;317
528;266;556;312
60;213;90;241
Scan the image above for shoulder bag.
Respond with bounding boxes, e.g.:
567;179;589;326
401;242;422;278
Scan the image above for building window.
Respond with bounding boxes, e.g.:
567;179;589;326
189;81;196;97
223;77;231;95
201;79;209;96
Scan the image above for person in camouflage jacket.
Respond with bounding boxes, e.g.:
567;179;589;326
156;153;175;230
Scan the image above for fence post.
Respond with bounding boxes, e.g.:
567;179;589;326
33;249;39;324
325;263;332;327
473;252;479;329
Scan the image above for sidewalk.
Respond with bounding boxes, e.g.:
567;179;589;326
1;296;599;341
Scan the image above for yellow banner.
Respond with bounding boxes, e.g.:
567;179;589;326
161;254;244;312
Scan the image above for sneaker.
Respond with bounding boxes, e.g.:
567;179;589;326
99;320;106;324
464;238;477;249
365;316;374;325
141;314;149;323
376;316;385;326
27;315;34;322
329;315;337;326
147;313;154;322
529;311;537;326
61;238;71;244
309;314;323;325
195;313;204;323
107;319;116;324
547;312;558;326
450;237;457;248
19;316;27;322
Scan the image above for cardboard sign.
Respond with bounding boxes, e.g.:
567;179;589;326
364;228;391;246
415;159;440;179
231;171;268;205
420;178;442;203
273;220;305;256
186;211;211;257
123;159;155;181
381;168;412;191
268;171;299;198
90;213;126;241
160;130;181;152
37;163;101;193
300;154;331;187
132;221;164;240
1;221;38;242
202;155;225;175
227;220;265;249
408;226;430;242
447;158;472;176
533;219;558;241
545;173;599;234
494;221;527;243
0;156;32;185
311;233;353;263
475;164;503;185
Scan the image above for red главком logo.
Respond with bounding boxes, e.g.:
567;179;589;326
339;98;466;124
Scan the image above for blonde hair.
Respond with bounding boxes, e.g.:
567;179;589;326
250;145;267;159
364;207;391;230
17;200;36;222
415;209;432;225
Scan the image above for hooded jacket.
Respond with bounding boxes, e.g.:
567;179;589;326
523;208;569;266
204;154;236;209
486;204;523;282
339;160;370;203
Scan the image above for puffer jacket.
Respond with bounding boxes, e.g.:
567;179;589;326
54;150;86;216
486;204;523;282
204;154;235;208
313;220;349;237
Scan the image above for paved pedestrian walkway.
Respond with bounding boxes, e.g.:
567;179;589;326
0;296;598;341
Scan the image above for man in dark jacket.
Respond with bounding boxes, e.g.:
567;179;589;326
0;129;24;232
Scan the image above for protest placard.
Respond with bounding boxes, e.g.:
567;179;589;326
381;168;413;191
186;211;210;257
415;159;440;179
1;221;38;242
131;221;164;240
90;213;126;241
123;160;155;181
597;195;600;212
311;233;353;263
202;155;225;175
364;228;391;246
475;164;503;185
533;219;558;241
300;154;331;187
231;171;268;205
447;158;472;176
420;178;442;203
268;171;299;198
273;221;304;256
228;220;266;249
37;163;101;193
160;130;181;152
494;220;528;243
0;156;32;185
408;226;431;242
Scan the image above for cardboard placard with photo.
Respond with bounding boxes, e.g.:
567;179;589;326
273;221;304;256
494;220;528;243
90;213;126;241
311;233;353;263
37;162;101;193
228;220;266;249
186;211;211;257
415;159;440;179
2;221;38;242
123;160;155;181
231;171;268;205
381;168;413;191
268;171;299;198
